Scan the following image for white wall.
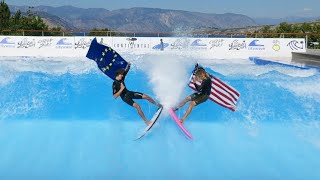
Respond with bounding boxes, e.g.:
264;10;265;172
0;36;306;59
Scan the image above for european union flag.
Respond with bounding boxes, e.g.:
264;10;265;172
86;38;129;80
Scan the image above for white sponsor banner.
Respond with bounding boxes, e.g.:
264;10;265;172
0;36;306;59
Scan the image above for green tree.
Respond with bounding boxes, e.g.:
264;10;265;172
12;10;22;24
276;22;292;34
291;24;301;38
9;10;22;30
46;26;63;36
260;25;273;38
309;24;320;48
300;22;312;33
18;7;48;35
89;28;116;36
261;25;271;33
0;0;10;31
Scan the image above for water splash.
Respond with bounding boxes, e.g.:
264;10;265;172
138;54;193;109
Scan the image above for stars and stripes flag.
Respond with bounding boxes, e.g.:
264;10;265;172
188;67;240;111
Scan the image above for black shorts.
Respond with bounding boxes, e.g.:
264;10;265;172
121;91;143;106
190;93;209;105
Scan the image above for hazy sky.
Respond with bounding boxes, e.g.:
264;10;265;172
5;0;320;18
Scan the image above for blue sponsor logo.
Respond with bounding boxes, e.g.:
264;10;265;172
56;38;73;49
0;37;15;48
152;43;169;50
191;39;207;47
153;38;168;50
248;40;265;50
0;37;15;44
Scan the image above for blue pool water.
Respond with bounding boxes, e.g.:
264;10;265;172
0;54;320;179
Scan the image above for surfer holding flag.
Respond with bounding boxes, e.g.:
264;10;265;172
113;63;162;126
173;64;212;123
86;38;162;127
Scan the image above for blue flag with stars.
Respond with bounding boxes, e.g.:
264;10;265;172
86;38;129;80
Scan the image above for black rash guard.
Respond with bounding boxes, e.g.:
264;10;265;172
195;77;211;95
112;65;130;98
189;77;211;105
112;80;128;99
112;64;144;106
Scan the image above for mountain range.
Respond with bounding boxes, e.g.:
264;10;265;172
8;5;320;32
254;16;320;25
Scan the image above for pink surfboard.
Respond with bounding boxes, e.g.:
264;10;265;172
168;108;193;139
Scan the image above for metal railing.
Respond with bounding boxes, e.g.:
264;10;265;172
1;29;320;37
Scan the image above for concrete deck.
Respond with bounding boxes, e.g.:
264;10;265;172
292;49;320;67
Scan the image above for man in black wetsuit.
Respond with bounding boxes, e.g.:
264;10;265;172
113;63;162;125
174;67;211;123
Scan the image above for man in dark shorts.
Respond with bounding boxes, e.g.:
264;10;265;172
113;63;162;125
174;68;211;123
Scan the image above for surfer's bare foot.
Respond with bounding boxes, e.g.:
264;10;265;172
145;121;151;126
180;119;185;124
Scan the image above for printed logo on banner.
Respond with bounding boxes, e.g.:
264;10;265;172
152;39;169;50
0;37;15;48
114;38;150;49
190;39;207;49
287;40;304;50
127;37;137;48
248;40;265;50
38;38;53;48
17;38;35;48
75;38;91;49
209;39;224;49
229;40;246;50
56;38;73;49
272;40;281;51
171;38;190;49
99;38;109;46
99;38;104;44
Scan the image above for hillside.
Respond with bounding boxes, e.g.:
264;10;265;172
8;5;257;32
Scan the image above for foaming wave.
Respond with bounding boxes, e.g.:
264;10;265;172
0;89;46;120
188;57;318;78
264;65;318;77
0;57;96;75
208;63;318;78
275;76;320;102
0;68;18;86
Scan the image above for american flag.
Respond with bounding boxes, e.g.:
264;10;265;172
188;74;240;111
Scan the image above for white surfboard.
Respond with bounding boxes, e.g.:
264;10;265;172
135;106;163;140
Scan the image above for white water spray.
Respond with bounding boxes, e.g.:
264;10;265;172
139;54;194;109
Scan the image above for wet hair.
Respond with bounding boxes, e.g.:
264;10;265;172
115;69;125;77
195;68;210;80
